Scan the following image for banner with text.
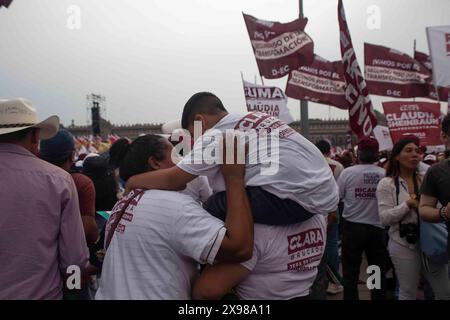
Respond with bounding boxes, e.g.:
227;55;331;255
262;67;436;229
427;26;450;88
285;55;348;109
373;125;394;151
414;50;449;101
338;0;377;139
243;80;294;124
365;43;430;98
383;101;442;146
243;13;314;79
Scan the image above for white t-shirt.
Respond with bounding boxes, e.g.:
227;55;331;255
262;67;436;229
236;215;327;300
337;164;385;228
326;157;344;180
177;112;339;215
95;190;226;300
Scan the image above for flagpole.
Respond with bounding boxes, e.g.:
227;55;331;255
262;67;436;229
299;0;310;139
413;39;416;103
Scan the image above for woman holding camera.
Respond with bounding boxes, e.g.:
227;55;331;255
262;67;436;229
376;137;450;300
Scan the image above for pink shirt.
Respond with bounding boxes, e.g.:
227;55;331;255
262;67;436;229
0;143;89;300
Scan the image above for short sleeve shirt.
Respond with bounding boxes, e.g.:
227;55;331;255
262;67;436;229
95;190;226;300
337;164;385;228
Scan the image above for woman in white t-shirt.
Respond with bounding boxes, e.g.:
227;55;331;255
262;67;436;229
376;137;450;300
95;134;253;299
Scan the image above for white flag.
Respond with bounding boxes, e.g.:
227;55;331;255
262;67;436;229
427;26;450;88
243;80;295;124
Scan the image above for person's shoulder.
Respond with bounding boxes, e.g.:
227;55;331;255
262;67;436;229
328;158;344;168
378;176;393;187
431;159;450;172
34;157;72;179
341;165;357;175
142;189;198;207
71;172;94;188
375;165;386;175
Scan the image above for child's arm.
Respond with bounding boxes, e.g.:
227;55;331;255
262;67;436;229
126;166;197;191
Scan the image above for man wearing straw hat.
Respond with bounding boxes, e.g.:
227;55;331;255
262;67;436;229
0;98;89;299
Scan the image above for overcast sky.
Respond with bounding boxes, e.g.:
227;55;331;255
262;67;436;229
0;0;449;127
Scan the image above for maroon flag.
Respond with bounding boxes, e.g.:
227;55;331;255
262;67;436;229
338;0;377;139
243;13;314;79
0;0;13;8
414;50;449;101
286;55;348;109
365;43;430;98
383;101;442;146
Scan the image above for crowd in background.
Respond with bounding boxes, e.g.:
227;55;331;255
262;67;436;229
1;96;450;300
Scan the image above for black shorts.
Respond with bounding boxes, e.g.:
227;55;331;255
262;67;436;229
203;186;314;225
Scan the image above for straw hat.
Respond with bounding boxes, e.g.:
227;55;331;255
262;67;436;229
0;98;59;139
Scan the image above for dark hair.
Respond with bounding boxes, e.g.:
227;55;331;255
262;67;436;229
315;140;331;155
109;138;130;169
442;114;450;136
181;92;227;130
83;156;118;211
386;138;419;178
45;154;72;167
118;134;167;182
359;149;379;164
0;127;36;142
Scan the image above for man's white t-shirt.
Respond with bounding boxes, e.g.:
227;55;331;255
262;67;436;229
236;215;327;300
177;112;339;215
95;190;226;300
337;164;385;228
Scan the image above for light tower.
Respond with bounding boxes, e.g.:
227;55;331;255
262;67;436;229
86;94;106;137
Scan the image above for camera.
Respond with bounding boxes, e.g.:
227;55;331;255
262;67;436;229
399;223;419;244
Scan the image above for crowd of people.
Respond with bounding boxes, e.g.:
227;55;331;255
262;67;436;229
0;95;449;300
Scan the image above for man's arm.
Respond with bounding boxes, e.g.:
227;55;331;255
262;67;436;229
77;175;99;245
81;216;99;245
126;166;196;191
419;194;441;222
419;168;446;223
58;176;89;281
192;263;250;300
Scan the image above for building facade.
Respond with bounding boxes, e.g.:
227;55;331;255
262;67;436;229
66;111;386;147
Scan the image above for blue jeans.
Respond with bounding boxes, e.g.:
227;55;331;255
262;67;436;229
327;220;340;278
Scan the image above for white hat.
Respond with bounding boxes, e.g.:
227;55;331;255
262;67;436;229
0;98;59;139
424;154;437;162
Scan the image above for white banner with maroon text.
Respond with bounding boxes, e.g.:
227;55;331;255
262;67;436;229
243;80;294;124
243;13;314;79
